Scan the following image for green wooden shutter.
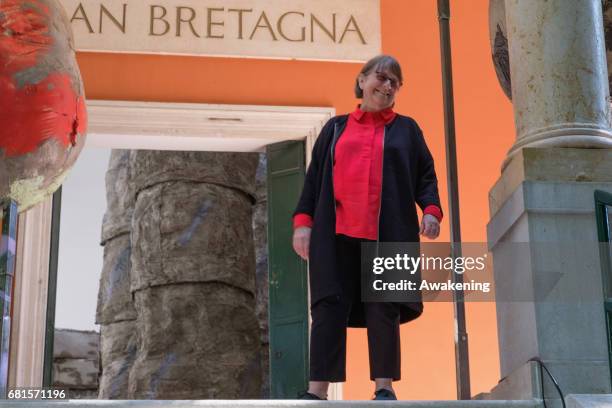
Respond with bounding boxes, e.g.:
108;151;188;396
267;141;309;398
595;189;612;388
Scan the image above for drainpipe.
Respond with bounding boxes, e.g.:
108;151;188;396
437;0;471;400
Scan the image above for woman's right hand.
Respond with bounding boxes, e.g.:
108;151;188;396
292;226;311;260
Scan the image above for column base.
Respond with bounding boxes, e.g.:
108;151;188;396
487;148;612;399
504;125;612;170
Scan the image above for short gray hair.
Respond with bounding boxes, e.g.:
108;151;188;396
354;55;403;98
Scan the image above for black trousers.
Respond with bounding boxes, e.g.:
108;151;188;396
309;234;401;382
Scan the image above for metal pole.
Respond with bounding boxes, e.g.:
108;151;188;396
437;0;471;400
0;200;18;398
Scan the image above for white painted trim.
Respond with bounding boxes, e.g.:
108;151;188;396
9;195;53;388
87;100;335;153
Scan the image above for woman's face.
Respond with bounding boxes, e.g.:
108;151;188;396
358;67;401;111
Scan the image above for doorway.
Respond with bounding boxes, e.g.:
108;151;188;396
8;100;335;399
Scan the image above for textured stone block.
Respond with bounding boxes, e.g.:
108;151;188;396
53;358;98;389
98;320;137;399
54;329;99;360
96;234;136;324
101;150;134;243
128;284;262;399
128;150;259;199
130;181;256;294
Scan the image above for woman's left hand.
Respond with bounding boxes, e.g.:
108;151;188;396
420;214;440;239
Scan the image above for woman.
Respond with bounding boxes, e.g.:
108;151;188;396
292;55;442;400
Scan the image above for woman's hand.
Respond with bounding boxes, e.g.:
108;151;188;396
419;214;440;239
292;226;311;260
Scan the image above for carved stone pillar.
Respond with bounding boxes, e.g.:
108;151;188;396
504;0;612;163
485;1;612;402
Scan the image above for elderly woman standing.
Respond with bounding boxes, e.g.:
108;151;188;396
292;55;442;400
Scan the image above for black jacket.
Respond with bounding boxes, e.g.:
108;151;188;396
294;113;442;327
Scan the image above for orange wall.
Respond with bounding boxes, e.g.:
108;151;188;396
76;0;515;400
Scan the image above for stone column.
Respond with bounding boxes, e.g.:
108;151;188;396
486;1;612;402
126;151;262;399
504;0;612;163
97;150;138;399
252;153;270;398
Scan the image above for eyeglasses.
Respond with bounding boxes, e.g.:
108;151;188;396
375;71;401;89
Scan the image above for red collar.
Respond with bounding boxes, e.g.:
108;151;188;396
351;105;396;125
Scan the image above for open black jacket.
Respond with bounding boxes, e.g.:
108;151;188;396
294;113;442;327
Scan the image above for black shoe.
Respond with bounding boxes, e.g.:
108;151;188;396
373;388;397;400
297;391;327;400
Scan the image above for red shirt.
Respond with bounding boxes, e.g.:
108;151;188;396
294;106;442;239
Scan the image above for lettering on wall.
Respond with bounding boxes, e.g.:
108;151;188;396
60;0;381;62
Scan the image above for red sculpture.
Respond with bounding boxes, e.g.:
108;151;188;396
0;0;87;211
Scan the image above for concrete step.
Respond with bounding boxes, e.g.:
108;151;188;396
0;399;543;408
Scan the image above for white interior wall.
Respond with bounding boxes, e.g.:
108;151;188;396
56;144;111;331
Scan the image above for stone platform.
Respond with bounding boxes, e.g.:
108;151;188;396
0;398;543;407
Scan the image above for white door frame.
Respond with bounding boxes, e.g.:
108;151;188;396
86;100;334;157
11;100;342;399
